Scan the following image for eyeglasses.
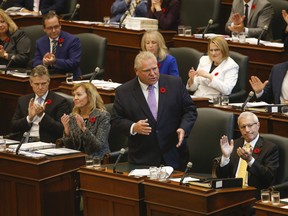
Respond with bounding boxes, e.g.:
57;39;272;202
141;67;158;73
45;25;60;31
239;122;258;130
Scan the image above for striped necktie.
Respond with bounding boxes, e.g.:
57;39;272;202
52;39;57;54
236;143;250;186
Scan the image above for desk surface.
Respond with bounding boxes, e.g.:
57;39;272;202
254;201;288;216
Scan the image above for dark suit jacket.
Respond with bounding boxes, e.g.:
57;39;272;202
216;136;279;198
0;29;30;68
14;0;65;14
257;61;288;104
147;0;181;30
32;31;81;80
10;91;71;143
225;0;274;41
111;75;197;170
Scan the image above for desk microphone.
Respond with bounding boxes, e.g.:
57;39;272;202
179;162;193;185
0;0;7;9
113;148;127;173
5;55;15;75
15;132;30;155
119;10;130;28
69;3;80;20
257;25;268;45
241;91;254;110
89;67;103;82
202;19;213;39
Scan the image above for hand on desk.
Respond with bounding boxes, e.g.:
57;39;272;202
249;76;269;94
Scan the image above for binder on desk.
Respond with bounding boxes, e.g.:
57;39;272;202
189;178;243;189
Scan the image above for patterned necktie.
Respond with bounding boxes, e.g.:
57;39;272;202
236;143;250;186
37;97;43;104
147;85;157;120
244;4;249;26
52;39;57;54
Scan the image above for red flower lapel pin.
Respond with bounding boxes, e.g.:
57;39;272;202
46;99;52;105
5;37;10;43
251;4;256;10
160;87;166;93
253;147;261;154
89;117;96;123
157;62;161;68
58;38;64;47
214;72;219;76
162;8;166;13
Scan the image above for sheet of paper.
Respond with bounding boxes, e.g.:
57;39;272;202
169;177;200;184
34;148;80;156
128;166;174;177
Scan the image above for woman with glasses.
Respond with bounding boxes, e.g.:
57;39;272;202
0;9;30;68
186;36;239;99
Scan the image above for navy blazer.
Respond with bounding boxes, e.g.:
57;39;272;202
257;61;288;104
32;31;81;80
14;0;65;14
111;75;197;170
10;91;71;143
216;136;279;198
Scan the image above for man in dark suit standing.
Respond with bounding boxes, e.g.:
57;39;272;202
13;0;65;15
216;111;279;199
111;51;197;170
249;61;288;105
10;65;70;143
32;11;81;80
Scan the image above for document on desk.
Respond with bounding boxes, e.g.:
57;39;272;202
8;142;56;151
229;101;270;108
73;80;122;90
129;166;174;177
34;148;80;156
7;70;29;78
169;177;200;184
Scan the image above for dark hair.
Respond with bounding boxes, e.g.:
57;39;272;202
42;11;60;27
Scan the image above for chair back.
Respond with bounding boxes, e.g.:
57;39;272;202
62;0;77;14
268;0;288;41
21;25;45;68
180;0;221;33
76;33;107;80
187;108;234;174
229;51;249;103
169;47;203;85
260;133;288;185
54;92;74;110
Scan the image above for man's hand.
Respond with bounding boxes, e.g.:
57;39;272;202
28;98;37;121
237;146;252;162
249;76;268;94
220;135;234;158
151;0;161;12
43;53;56;66
176;128;185;148
133;119;152;135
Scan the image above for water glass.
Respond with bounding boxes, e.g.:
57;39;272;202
212;96;221;106
178;25;185;36
103;16;110;26
93;156;101;169
231;31;239;42
271;191;280;205
158;167;169;182
66;73;73;84
0;138;6;152
85;155;94;168
149;166;159;180
184;26;192;37
281;106;288;116
261;189;270;203
221;95;229;106
238;32;246;43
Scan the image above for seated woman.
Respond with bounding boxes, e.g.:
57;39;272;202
186;36;239;98
61;83;111;158
141;30;179;76
147;0;181;30
0;9;30;68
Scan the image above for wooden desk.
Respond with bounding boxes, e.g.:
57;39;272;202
0;73;66;135
79;164;147;216
144;180;256;216
0;152;85;216
57;82;115;104
173;36;288;91
254;201;288;216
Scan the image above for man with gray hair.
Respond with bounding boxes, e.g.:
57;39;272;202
10;65;70;143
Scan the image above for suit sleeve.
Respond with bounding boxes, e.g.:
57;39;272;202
54;37;81;72
32;40;45;67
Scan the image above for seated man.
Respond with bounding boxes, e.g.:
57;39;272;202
110;0;147;23
216;112;279;199
11;0;65;15
225;0;274;41
9;65;71;143
249;61;288;104
32;11;81;80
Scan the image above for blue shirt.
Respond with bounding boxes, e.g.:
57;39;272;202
158;54;179;76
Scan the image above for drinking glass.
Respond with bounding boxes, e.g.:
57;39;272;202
221;95;229;106
261;189;270;203
0;138;6;152
238;32;246;43
184;26;192;37
231;31;239;42
93;156;101;169
103;16;110;26
271;191;280;205
178;25;185;36
85;155;94;168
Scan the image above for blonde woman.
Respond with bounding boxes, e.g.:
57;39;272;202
61;83;110;157
186;36;239;98
0;9;30;67
141;30;179;76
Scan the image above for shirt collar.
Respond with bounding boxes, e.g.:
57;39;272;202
244;134;259;149
35;91;49;102
138;78;159;91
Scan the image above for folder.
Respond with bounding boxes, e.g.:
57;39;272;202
189;178;243;189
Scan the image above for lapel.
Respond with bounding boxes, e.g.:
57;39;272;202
248;0;258;25
157;76;168;122
252;136;264;160
44;91;53;112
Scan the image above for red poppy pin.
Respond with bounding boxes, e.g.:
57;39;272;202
157;62;161;68
160;87;166;93
214;72;219;76
253;147;261;154
162;8;166;13
46;99;52;105
89;117;96;123
251;4;256;10
5;37;10;43
58;38;64;47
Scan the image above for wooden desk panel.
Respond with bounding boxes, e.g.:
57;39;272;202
0;152;85;216
254;201;288;216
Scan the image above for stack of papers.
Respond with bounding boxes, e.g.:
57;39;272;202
8;142;56;151
73;80;122;90
229;101;269;108
125;17;158;31
34;148;80;156
128;166;173;177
